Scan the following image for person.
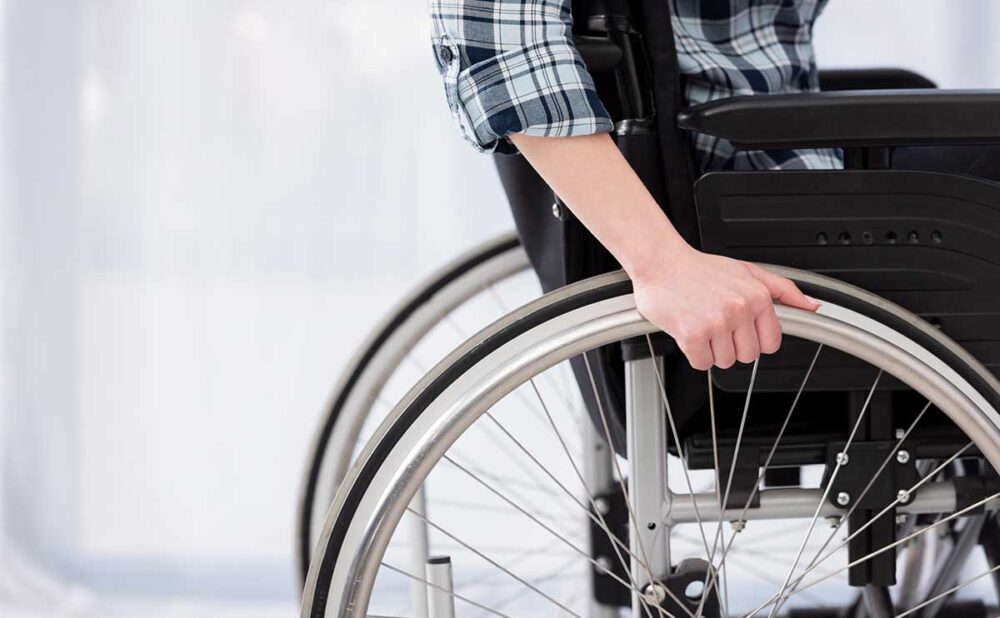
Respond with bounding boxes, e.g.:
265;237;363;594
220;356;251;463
427;0;834;371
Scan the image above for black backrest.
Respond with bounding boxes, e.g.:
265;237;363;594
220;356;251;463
572;0;701;246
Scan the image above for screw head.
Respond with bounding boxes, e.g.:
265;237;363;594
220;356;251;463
897;489;912;504
595;556;613;573
836;492;851;506
836;452;850;466
642;583;668;605
594;498;610;516
896;450;911;464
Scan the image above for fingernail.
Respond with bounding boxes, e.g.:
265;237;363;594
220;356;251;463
806;295;821;306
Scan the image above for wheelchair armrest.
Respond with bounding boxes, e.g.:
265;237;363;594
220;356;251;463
818;68;936;91
677;89;1000;150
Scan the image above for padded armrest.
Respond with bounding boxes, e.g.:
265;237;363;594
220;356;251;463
818;68;936;91
677;89;1000;150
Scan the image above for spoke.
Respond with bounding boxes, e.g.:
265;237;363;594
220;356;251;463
741;490;1000;617
894;564;1000;618
644;337;720;560
447;449;579;516
485;285;585;437
481;407;660;599
582;353;682;618
643;336;746;618
770;443;977;611
916;513;986;618
442;454;671;614
388;539;578;557
688;348;822;615
473;557;584;618
766;370;883;618
785;400;934;601
381;562;518;618
706;369;731;618
483;411;595;519
432;497;579;522
453;539;570;588
474;418;578;510
527;378;655;606
693;358;764;618
722;552;827;606
405;508;584;618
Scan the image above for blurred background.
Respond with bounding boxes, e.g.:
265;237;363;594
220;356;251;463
0;1;998;616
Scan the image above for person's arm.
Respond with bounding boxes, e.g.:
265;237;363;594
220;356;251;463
509;132;819;370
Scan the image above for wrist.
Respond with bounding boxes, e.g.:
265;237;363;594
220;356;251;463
617;215;693;285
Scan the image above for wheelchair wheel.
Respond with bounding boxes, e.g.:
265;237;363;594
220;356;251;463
302;269;1000;618
297;232;535;585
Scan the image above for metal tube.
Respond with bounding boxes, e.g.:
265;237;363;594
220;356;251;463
626;356;670;614
408;486;430;618
424;556;455;618
664;482;992;525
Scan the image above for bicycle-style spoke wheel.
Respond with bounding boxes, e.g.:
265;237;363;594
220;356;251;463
303;270;1000;618
297;233;541;585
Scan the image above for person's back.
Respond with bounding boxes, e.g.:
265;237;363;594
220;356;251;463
428;0;825;371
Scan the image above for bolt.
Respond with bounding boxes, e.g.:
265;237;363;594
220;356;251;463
643;583;668;605
826;515;842;528
897;489;912;504
551;202;561;218
836;492;851;506
594;498;610;516
595;556;613;573
836;452;850;466
730;520;746;533
896;450;911;464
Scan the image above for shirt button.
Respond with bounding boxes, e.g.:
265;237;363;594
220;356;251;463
438;45;454;64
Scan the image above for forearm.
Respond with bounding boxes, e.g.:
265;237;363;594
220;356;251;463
507;132;690;281
508;131;817;372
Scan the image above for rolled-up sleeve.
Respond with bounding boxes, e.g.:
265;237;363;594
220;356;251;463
430;0;614;154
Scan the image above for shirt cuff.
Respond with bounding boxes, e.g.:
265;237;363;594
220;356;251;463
436;36;614;155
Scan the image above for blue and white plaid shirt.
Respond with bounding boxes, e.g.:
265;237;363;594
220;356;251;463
430;0;842;171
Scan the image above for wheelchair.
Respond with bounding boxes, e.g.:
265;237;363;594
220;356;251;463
298;1;1000;616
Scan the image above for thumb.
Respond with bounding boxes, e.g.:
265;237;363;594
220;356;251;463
746;263;820;312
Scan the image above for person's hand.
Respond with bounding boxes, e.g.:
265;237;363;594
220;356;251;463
504;131;818;371
631;246;819;371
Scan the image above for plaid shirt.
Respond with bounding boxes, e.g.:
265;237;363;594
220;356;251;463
430;0;842;171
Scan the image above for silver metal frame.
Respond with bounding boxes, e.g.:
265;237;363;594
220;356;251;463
302;270;1000;618
626;356;671;613
302;234;529;551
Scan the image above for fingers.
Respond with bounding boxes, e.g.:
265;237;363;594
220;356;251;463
755;305;782;355
679;336;714;372
732;322;760;364
710;334;736;369
745;263;820;312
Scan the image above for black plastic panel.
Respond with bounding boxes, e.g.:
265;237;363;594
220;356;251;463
696;169;1000;387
